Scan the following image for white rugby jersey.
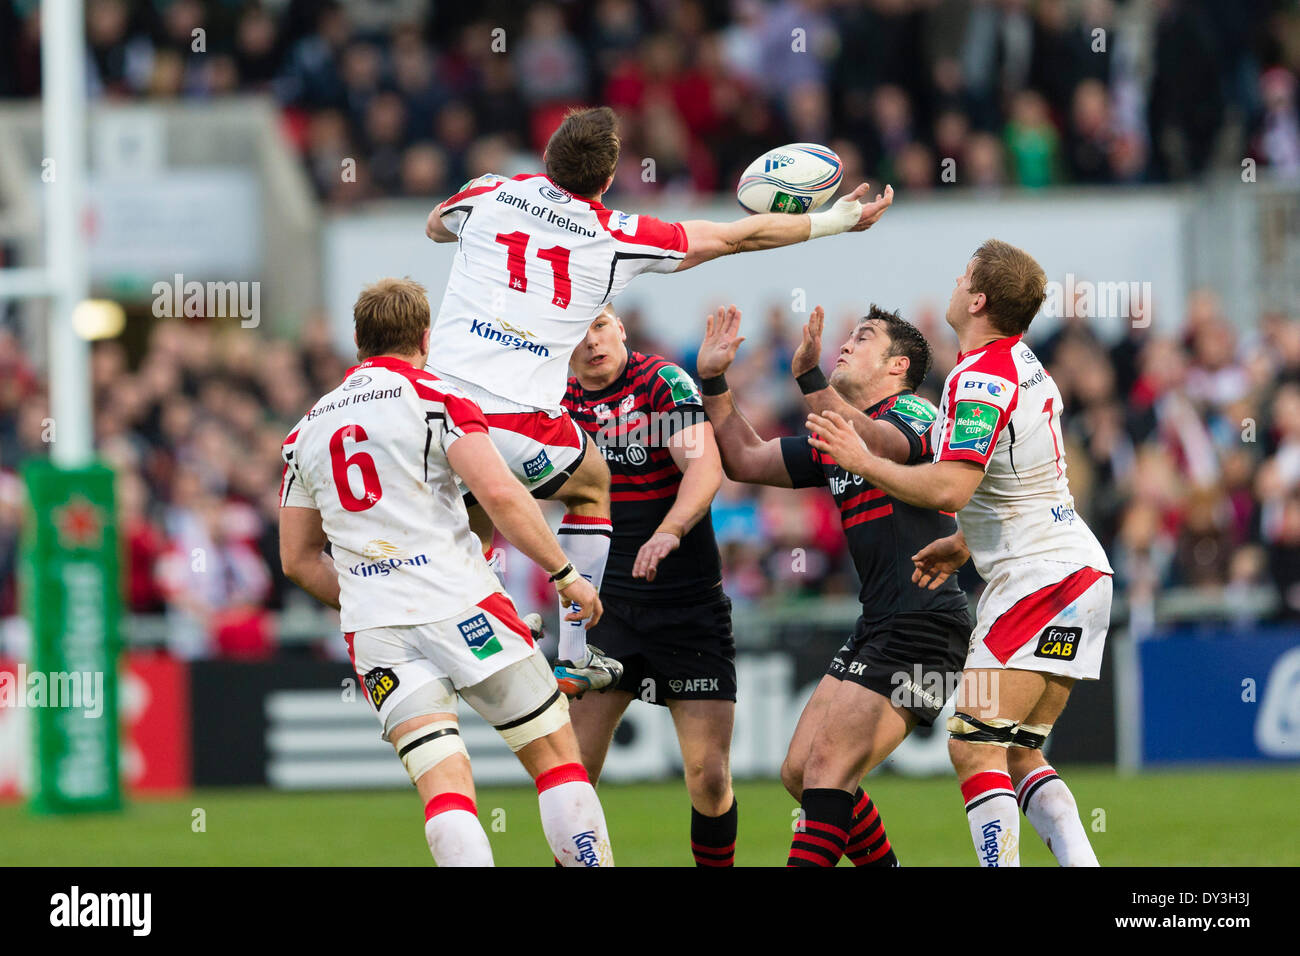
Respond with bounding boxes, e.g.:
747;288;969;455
280;356;501;631
933;334;1112;580
429;173;688;411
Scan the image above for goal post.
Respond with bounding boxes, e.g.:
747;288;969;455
0;0;121;813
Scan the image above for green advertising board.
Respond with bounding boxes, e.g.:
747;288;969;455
20;460;121;813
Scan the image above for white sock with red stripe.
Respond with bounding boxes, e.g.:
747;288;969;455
1016;765;1099;867
961;770;1020;867
555;515;612;663
535;762;613;867
424;793;494;867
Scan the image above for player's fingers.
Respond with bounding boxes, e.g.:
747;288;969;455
705;312;714;339
727;306;742;336
845;182;870;202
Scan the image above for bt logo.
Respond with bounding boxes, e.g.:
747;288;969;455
963;379;1005;397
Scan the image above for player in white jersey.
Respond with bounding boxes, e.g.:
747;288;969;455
278;278;613;866
803;240;1112;867
425;106;894;696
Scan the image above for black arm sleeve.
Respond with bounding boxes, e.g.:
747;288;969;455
779;435;828;489
878;410;927;464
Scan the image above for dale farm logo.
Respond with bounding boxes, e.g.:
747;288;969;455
457;613;503;660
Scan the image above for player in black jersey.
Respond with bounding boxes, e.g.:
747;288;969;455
698;302;973;867
561;304;739;867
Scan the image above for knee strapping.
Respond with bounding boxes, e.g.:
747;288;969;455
1011;721;1053;749
947;712;1019;747
459;652;571;752
394;720;467;785
495;689;569;752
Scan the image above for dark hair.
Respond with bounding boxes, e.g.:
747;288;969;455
353;277;429;360
544;106;621;197
861;304;931;391
970;238;1047;336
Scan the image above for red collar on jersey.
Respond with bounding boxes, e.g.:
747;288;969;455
956;333;1023;362
522;173;605;209
346;356;420;377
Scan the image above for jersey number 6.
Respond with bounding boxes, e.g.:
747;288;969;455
330;425;383;512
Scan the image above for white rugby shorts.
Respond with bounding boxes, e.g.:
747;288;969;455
345;591;540;733
433;371;586;499
965;561;1113;680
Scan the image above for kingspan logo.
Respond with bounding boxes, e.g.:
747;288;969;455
572;830;603;867
469;318;551;357
348;553;430;577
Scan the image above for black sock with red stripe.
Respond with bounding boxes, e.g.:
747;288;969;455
787;788;853;867
844;787;898;866
690;798;737;867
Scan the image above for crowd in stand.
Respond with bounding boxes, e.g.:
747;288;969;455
2;0;1298;202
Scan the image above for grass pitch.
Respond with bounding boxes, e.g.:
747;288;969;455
2;766;1296;866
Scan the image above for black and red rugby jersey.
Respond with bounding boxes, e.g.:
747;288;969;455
563;351;723;604
780;390;970;624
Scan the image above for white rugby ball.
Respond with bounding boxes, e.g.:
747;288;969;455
736;143;843;214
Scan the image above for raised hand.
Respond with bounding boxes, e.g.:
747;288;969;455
697;304;746;380
849;184;894;233
792;305;826;378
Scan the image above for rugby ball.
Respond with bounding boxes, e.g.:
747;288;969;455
736;143;843;214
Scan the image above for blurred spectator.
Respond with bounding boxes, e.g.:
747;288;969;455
1;0;1292;203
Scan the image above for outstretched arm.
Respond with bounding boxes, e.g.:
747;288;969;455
791;305;912;464
676;184;893;271
696;305;795;487
805;409;984;513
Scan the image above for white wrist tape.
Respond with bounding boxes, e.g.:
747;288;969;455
808;197;863;239
551;565;581;591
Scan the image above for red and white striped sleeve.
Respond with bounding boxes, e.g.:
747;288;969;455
279;416;315;508
437;174;507;236
594;206;688;275
393;369;490;454
934;356;1019;469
